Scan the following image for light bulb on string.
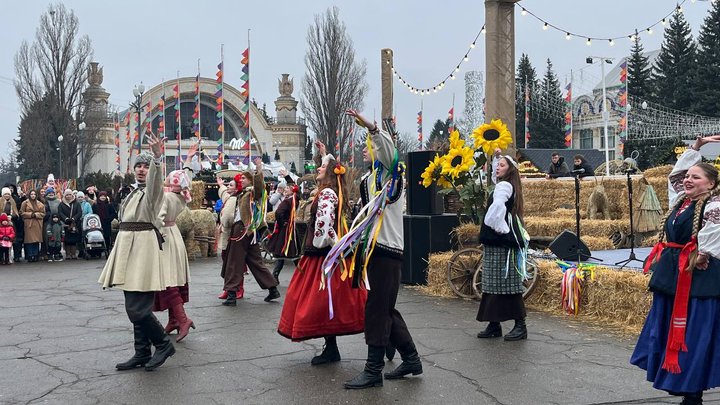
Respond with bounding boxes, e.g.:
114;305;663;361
609;39;615;46
647;27;653;35
455;66;460;72
470;42;476;48
630;34;637;42
543;23;549;31
450;74;456;80
481;26;486;34
586;38;592;46
463;55;468;62
677;5;683;13
521;8;527;16
661;18;667;25
566;32;572;40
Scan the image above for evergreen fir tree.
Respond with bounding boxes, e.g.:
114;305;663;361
627;36;653;101
515;54;538;146
529;59;566;149
651;10;695;111
426;119;452;152
691;0;720;116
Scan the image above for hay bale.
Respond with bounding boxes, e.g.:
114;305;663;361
189;181;206;210
177;208;199;260
452;223;480;247
524;217;628;239
581;236;615;251
417;251;457;298
190;209;217;258
525;259;651;335
643;165;673;179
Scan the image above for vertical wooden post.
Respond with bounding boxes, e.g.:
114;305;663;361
485;0;519;148
381;49;394;121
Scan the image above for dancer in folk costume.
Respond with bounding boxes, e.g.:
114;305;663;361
631;135;720;405
320;110;421;389
153;144;198;342
98;133;176;371
278;142;366;364
220;157;280;306
216;174;241;299
476;155;530;341
266;178;300;282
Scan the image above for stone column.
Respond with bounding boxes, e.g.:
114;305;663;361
381;49;394;121
485;0;519;148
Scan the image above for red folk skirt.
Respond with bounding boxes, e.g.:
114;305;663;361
278;255;367;341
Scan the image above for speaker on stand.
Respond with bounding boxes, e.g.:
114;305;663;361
549;230;592;262
406;151;443;215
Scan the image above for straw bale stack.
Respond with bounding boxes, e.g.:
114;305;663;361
190;209;217;257
452;223;480;247
189;181;206;210
176;208;200;260
524;217;628;239
643;165;673;179
417;251;457;298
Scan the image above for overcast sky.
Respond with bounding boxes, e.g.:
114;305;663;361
0;0;713;160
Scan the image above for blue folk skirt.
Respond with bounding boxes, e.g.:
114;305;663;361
630;292;720;393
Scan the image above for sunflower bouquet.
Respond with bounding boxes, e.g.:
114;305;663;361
421;119;513;223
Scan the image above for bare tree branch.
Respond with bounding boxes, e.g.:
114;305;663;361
300;6;368;162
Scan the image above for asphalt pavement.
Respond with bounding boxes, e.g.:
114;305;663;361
0;257;718;405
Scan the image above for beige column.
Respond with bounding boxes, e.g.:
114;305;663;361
381;49;394;121
485;0;519;148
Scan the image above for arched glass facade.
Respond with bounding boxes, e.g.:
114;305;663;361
152;101;238;141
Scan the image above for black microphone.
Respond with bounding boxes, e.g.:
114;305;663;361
623;168;638;174
571;168;585;174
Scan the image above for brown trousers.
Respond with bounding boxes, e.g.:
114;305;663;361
364;255;413;348
221;223;277;293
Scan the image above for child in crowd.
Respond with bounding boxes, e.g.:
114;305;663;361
47;214;64;261
0;213;16;265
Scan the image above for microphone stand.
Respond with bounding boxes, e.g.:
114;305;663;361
615;170;643;269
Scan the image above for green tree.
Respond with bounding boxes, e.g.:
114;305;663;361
426;119;451;152
627;36;653;101
515;53;538;147
623;138;684;170
651;10;695;110
529;59;565;149
691;1;720;116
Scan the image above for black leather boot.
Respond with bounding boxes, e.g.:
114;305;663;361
477;322;502;338
504;319;527;341
272;260;283;283
311;336;340;365
344;345;385;389
384;341;423;379
115;324;152;370
138;316;176;371
385;344;396;361
264;286;280;302
681;392;703;405
222;290;237;306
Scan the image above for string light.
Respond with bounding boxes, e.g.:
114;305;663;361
518;0;690;48
392;24;484;96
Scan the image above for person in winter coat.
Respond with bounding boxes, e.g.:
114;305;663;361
43;187;61;261
572;154;595;178
46;214;64;261
545;152;570;179
76;191;93;218
20;190;45;262
58;189;82;259
92;191;117;250
0;213;15;264
5;184;24;261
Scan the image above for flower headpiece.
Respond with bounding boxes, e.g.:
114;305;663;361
333;162;347;175
165;170;192;202
504;155;520;169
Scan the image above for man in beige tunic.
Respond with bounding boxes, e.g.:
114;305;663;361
98;133;175;371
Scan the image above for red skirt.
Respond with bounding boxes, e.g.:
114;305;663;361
278;255;367;341
153;284;189;311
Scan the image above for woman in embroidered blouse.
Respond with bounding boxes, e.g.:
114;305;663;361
631;135;720;405
476;155;529;341
277;146;367;366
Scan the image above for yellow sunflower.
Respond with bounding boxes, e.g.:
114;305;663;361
441;145;475;180
448;129;465;149
421;154;443;188
472;119;513;154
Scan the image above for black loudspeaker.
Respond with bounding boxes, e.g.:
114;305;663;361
549;230;592;261
402;214;460;284
406;151;444;215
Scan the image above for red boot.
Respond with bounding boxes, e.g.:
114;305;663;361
172;302;195;343
164;307;179;334
237;278;244;299
218;290;228;299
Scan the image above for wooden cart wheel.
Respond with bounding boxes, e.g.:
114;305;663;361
447;247;484;299
471;255;539;300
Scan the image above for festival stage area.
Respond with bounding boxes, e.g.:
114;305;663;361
584;247;652;271
2;257;720;404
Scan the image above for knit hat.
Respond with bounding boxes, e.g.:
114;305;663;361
134;151;154;168
46;187;56;195
64;188;74;197
1;187;10;196
76;191;85;198
0;213;7;222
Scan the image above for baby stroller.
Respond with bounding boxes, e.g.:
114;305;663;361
81;214;106;259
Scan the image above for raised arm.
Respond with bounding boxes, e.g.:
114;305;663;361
346;109;396;169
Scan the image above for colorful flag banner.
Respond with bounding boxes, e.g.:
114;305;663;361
448;106;455;134
193;71;200;140
241;47;251;158
617;60;628;150
417;107;423;146
564;82;573;147
114;114;121;173
173;76;182;169
216;47;225;165
524;83;531;147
